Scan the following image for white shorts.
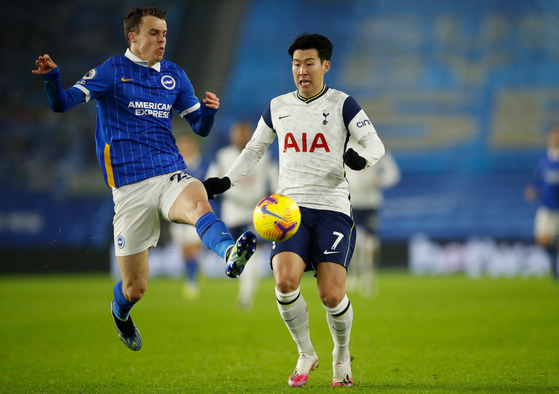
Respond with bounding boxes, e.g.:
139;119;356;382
534;207;559;239
169;222;201;247
112;170;198;256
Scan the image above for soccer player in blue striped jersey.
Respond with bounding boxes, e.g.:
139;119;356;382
525;124;559;279
204;33;385;387
33;7;256;351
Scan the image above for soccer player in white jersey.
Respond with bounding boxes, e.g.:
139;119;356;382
32;7;256;352
345;142;400;297
206;121;278;309
203;33;385;387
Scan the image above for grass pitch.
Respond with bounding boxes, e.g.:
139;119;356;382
1;270;558;393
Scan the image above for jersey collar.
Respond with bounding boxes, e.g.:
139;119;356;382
297;85;329;104
125;48;161;72
548;148;559;160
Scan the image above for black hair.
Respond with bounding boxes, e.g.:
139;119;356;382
288;33;333;62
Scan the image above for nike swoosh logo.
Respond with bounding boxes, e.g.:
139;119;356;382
260;204;284;220
324;250;340;255
279;115;291;119
121;77;134;82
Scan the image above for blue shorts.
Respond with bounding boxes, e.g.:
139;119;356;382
270;207;356;273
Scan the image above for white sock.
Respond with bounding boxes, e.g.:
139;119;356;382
324;294;353;362
237;249;260;309
276;287;315;356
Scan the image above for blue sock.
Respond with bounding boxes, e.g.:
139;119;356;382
185;259;198;282
113;280;135;321
195;212;235;260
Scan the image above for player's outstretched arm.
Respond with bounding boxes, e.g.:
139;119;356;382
32;54;58;75
202;177;231;200
32;54;84;113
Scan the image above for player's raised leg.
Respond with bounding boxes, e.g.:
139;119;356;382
194;211;256;277
225;231;257;278
170;180;257;278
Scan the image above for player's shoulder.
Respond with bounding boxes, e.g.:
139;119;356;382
271;91;298;104
324;87;353;106
266;91;294;116
160;59;185;74
93;55;127;75
326;87;349;98
77;56;120;83
105;54;127;67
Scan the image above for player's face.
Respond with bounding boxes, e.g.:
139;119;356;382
292;49;330;99
549;128;559;149
129;15;167;66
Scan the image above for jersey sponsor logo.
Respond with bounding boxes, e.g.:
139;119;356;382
356;119;371;128
82;69;97;80
121;77;134;82
128;101;172;118
161;75;176;90
283;132;330;153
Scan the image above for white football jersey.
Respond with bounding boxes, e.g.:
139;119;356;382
226;86;385;216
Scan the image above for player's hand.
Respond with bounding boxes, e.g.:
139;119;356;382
203;176;231;199
343;148;367;170
202;91;220;109
32;54;57;75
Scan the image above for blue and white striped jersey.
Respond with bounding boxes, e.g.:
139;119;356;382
42;49;216;187
531;149;559;210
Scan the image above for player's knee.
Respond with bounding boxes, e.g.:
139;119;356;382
275;278;300;294
320;291;345;309
125;285;146;303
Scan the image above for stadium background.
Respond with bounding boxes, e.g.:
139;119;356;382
1;0;558;274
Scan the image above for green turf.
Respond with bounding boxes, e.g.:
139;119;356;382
1;271;558;393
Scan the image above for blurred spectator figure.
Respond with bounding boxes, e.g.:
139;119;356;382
525;124;559;279
345;140;400;296
206;121;277;309
169;135;206;298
